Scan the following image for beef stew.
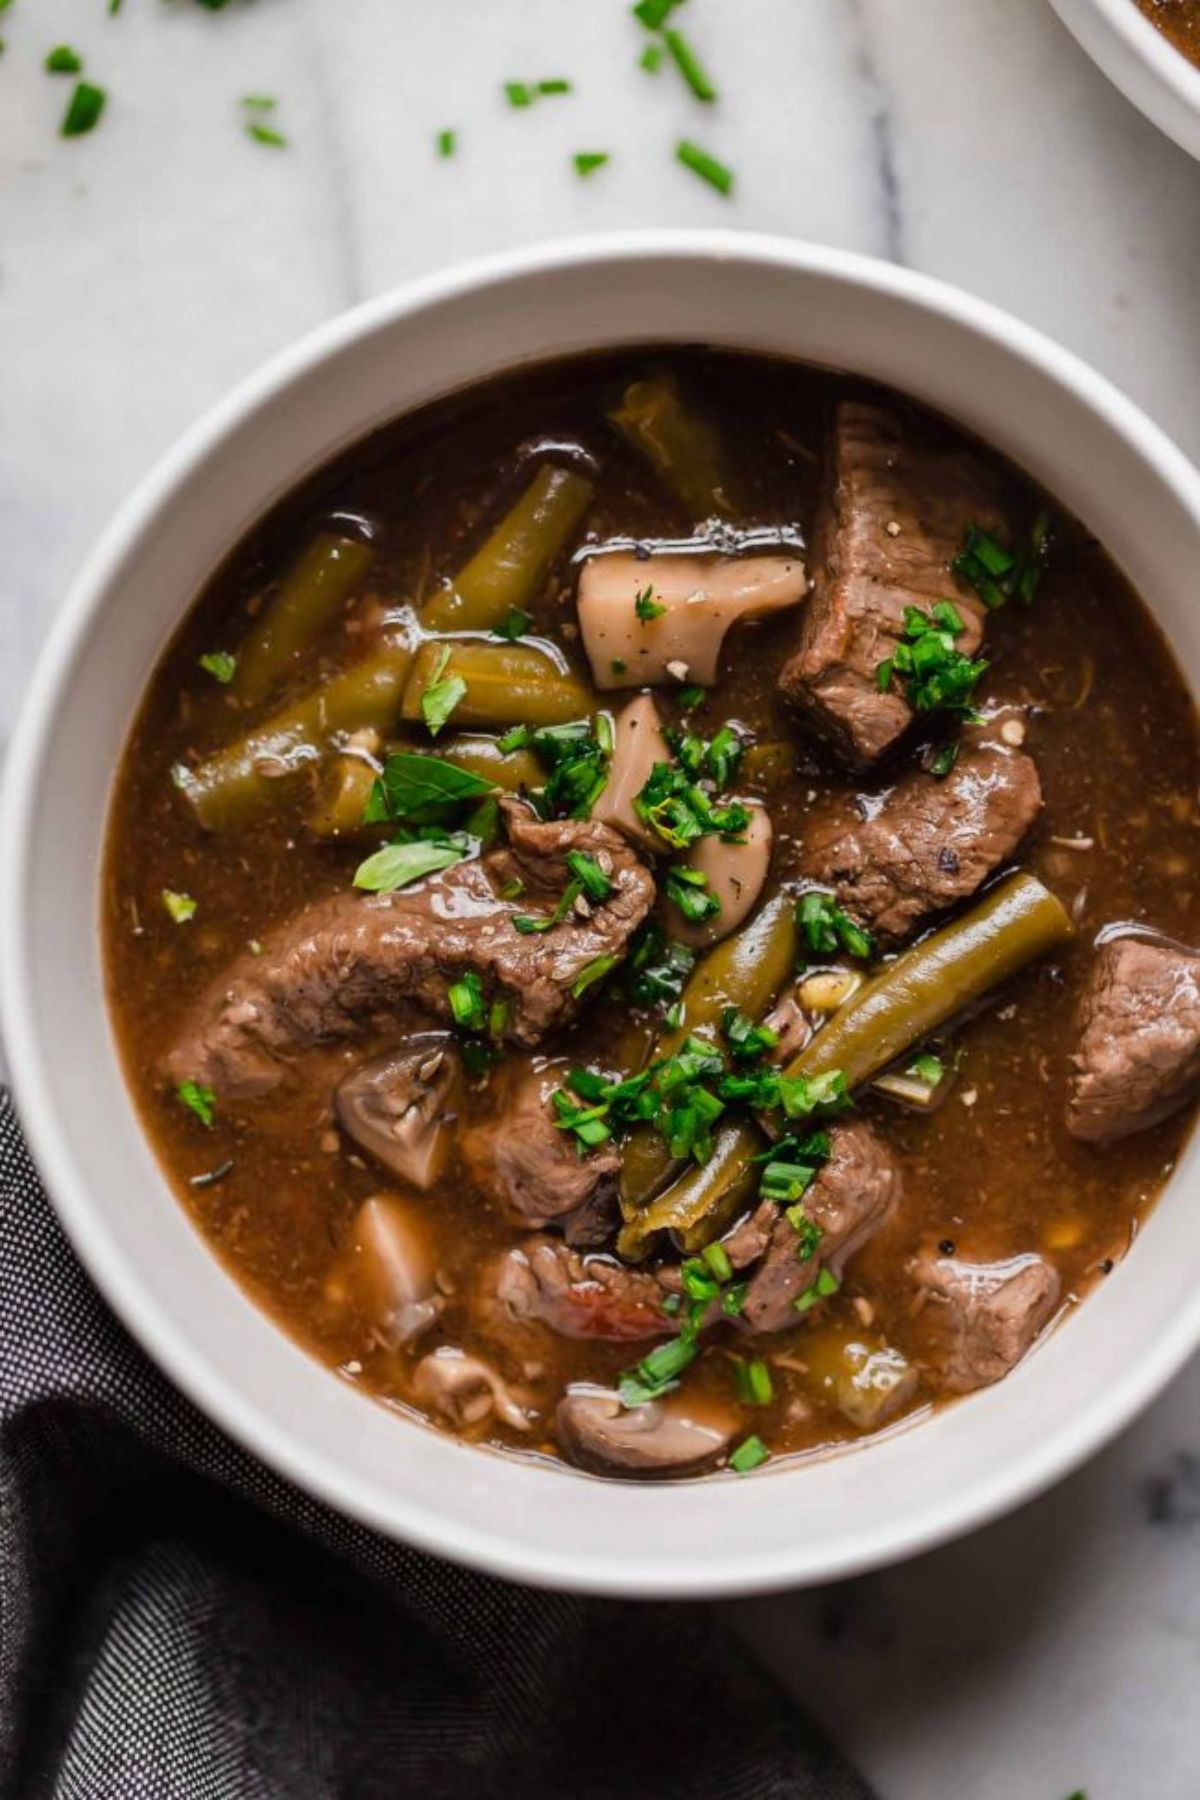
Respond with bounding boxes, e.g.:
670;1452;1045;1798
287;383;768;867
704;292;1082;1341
103;349;1200;1481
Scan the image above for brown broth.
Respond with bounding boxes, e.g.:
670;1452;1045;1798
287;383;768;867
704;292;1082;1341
103;348;1200;1474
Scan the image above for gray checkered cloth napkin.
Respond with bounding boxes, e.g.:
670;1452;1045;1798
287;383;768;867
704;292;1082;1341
0;1092;873;1800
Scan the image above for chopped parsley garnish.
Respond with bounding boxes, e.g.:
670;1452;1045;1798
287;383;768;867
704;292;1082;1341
162;889;197;925
732;1357;774;1406
460;1038;499;1077
572;953;619;1000
611;657;628;675
492;607;531;640
618;1331;699;1408
419;645;467;738
176;1080;216;1128
635;755;749;852
875;601;988;718
622;923;696;1010
729;1435;770;1474
908;1052;946;1087
664;28;716;101
757;1128;831;1207
678;684;705;711
640;42;665;72
666;864;720;925
246;121;287;148
573;151;610;177
793;1266;840;1314
537;77;571;94
505;78;571;107
722;1281;748;1318
633;0;684;27
500;719;610;820
197;651;237;684
953;511;1052;610
447;971;487;1033
61;81;106;137
565;849;614;901
353;834;471;893
436;128;457;157
634;584;666;622
364;751;495;826
46;46;84;74
676;139;733;196
702;1241;733;1282
796;891;875;962
722;1008;779;1064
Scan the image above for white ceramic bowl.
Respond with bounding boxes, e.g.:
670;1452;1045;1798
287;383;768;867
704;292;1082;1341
1050;0;1200;158
3;233;1199;1598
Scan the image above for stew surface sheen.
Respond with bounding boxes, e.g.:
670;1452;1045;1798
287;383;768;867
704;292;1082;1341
104;348;1199;1481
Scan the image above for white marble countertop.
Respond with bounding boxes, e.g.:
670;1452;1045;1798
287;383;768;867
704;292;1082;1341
2;1;1198;1795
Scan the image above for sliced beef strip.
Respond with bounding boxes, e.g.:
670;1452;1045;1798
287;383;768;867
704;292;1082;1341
778;399;1005;767
1066;936;1200;1142
458;1060;617;1248
483;1239;672;1343
800;742;1042;942
734;1119;902;1333
165;800;655;1098
908;1248;1060;1392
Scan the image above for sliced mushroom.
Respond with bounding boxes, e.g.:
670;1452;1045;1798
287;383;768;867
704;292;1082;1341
335;1035;462;1189
324;1194;443;1349
556;1385;736;1479
577;552;807;690
413;1347;534;1432
676;801;773;947
592;693;672;851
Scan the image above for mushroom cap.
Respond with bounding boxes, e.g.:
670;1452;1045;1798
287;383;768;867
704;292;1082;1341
335;1034;462;1189
676;800;774;948
556;1385;736;1479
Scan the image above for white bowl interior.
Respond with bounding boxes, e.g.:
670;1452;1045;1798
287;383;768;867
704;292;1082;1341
1050;0;1200;158
4;234;1200;1596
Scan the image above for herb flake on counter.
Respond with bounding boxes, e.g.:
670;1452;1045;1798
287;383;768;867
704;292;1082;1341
197;650;237;684
633;0;683;27
676;139;733;196
435;128;457;157
46;46;84;74
573;151;610;177
176;1080;216;1128
640;42;665;72
664;27;716;101
61;81;106;137
162;889;198;925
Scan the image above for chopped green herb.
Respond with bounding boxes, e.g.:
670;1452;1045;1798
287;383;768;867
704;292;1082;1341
46;46;84;74
61;81;106;137
664;28;716;101
565;849;614;902
460;1038;499;1078
419;646;467;738
875;601;987;718
538;78;571;95
572;953;618;1000
197;651;237;685
634;584;666;622
622;923;696;1010
242;95;277;111
611;657;628;675
247;122;287;148
488;996;510;1039
722;1281;748;1318
701;1241;733;1283
492;607;532;640
365;750;495;825
504;81;534;107
732;1357;774;1406
953;511;1052;611
722;1007;779;1063
908;1052;946;1087
353;834;470;893
640;42;665;72
573;151;610;177
161;889;197;925
678;684;705;711
676;139;733;196
635;756;749;852
618;1327;700;1408
435;127;457;157
666;864;720;925
794;1265;840;1315
633;0;682;27
519;719;611;820
729;1435;770;1474
448;971;487;1033
796;891;875;962
177;1080;216;1128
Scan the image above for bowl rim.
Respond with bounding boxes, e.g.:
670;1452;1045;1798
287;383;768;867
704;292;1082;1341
4;229;1200;1597
1049;0;1200;157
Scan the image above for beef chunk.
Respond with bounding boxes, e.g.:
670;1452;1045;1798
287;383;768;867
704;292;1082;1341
459;1061;617;1247
801;742;1042;941
484;1239;671;1343
166;801;655;1097
735;1120;902;1334
1067;937;1200;1142
779;400;1005;766
909;1248;1060;1391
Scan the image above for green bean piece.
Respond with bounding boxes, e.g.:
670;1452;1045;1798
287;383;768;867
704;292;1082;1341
231;532;375;707
401;640;593;729
434;735;545;791
618;1120;762;1261
176;638;414;831
609;370;731;520
781;872;1072;1093
309;751;384;840
618;891;797;1214
422;463;594;632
